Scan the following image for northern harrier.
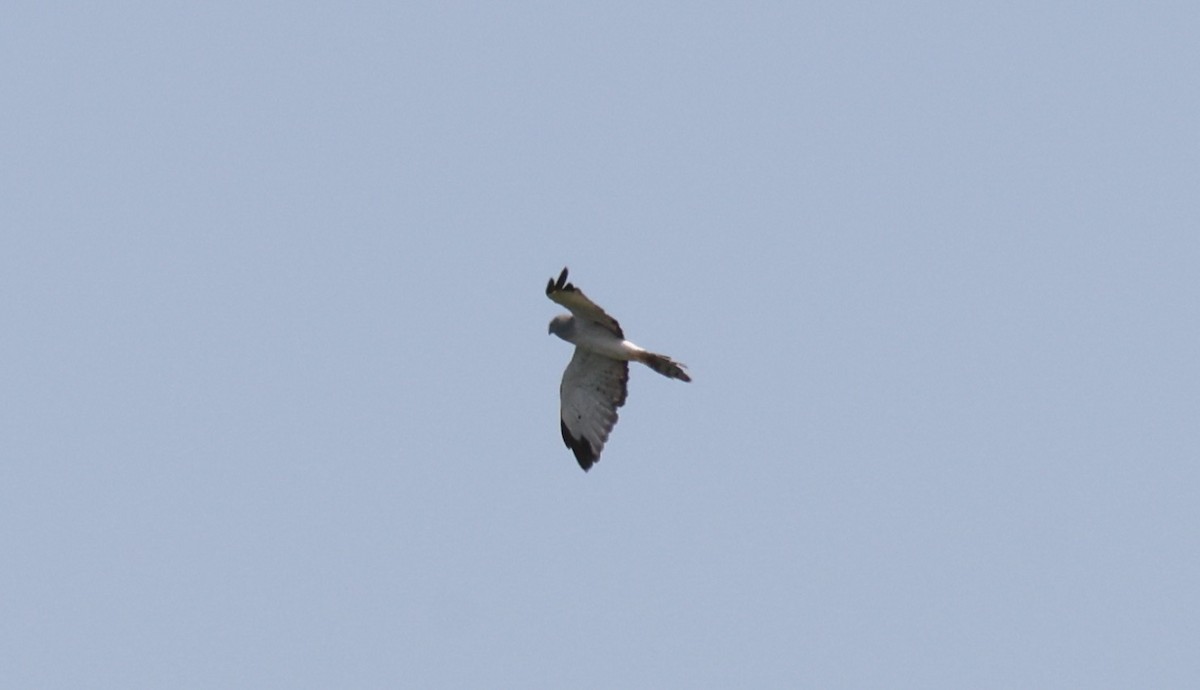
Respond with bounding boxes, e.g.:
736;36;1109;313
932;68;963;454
546;267;691;471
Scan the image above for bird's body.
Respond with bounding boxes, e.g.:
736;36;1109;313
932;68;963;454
545;267;690;471
550;315;642;361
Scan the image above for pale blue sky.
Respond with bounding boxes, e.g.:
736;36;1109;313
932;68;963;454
2;3;1197;688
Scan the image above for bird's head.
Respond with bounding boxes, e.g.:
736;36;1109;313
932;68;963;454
548;314;573;339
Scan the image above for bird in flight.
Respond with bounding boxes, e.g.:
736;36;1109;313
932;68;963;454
546;267;691;471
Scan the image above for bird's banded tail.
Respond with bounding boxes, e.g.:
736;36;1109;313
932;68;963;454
636;351;692;382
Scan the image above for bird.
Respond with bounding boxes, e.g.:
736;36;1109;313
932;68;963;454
546;267;691;471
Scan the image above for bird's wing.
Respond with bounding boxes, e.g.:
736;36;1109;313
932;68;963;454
559;348;629;471
546;267;624;338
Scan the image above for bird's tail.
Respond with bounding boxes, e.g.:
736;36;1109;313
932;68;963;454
636;351;692;382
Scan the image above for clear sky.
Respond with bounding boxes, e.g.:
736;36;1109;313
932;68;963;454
2;3;1197;688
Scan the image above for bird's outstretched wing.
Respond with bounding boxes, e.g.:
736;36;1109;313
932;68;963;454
559;348;629;471
546;267;623;338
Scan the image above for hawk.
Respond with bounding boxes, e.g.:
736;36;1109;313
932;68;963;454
546;267;691;471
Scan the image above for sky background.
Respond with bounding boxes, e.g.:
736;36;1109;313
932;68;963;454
2;2;1197;688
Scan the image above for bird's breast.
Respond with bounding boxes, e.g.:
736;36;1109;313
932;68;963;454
575;324;640;361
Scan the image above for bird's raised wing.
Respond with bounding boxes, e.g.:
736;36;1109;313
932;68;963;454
546;267;623;338
559;348;629;471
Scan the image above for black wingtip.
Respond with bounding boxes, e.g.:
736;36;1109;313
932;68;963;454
546;267;572;295
560;419;596;471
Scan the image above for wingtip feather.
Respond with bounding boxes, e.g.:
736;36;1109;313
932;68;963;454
560;419;596;471
547;267;571;295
